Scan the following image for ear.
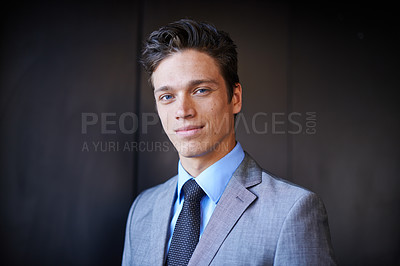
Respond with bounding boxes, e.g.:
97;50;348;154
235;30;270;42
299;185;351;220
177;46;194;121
232;83;242;114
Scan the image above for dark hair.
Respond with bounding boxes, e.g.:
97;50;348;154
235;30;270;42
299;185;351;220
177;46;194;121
141;19;239;102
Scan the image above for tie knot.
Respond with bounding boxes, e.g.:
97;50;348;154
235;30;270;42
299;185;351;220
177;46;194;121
182;179;205;202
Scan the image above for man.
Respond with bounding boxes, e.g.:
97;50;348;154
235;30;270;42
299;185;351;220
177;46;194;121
122;19;336;265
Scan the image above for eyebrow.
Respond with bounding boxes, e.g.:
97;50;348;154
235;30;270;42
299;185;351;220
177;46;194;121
154;79;219;94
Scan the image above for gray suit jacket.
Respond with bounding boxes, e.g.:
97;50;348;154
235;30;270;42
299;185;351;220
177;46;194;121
122;153;336;265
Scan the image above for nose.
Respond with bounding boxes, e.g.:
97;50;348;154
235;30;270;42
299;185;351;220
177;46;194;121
175;95;195;119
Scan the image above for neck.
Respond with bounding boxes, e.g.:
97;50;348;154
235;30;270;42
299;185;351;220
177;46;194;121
180;138;236;177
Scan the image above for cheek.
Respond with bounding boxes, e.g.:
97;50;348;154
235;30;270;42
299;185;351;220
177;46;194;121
210;100;231;117
205;99;221;113
160;114;170;127
156;109;169;128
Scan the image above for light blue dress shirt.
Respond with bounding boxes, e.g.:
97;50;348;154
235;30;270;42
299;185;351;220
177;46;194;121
166;142;245;253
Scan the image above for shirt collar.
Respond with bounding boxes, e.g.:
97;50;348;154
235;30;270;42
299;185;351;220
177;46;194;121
177;142;245;204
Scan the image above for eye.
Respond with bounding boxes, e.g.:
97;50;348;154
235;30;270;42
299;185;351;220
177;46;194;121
194;88;210;95
159;94;173;101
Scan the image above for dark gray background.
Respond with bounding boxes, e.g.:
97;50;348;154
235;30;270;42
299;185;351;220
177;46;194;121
1;1;399;265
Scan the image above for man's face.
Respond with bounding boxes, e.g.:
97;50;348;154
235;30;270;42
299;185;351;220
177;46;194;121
152;49;242;160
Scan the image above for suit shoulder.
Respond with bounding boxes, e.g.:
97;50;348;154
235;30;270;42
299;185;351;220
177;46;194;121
241;152;315;202
264;170;312;194
247;169;328;231
252;169;320;209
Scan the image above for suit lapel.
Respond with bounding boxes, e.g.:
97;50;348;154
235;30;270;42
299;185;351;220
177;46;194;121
149;177;177;266
188;153;262;265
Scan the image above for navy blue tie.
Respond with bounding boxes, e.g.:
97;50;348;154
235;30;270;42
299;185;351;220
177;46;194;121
166;179;205;266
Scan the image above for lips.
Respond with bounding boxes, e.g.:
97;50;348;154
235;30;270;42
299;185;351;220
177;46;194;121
175;125;204;137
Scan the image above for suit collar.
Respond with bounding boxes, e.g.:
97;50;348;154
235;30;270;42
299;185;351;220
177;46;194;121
232;151;262;188
188;153;262;265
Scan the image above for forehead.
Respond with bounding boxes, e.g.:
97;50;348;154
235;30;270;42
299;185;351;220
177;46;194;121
151;49;223;89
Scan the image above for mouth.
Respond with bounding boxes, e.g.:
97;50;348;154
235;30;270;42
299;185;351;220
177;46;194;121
175;125;204;137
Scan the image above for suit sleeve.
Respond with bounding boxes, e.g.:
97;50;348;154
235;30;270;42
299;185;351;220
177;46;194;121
273;192;337;266
121;192;143;266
